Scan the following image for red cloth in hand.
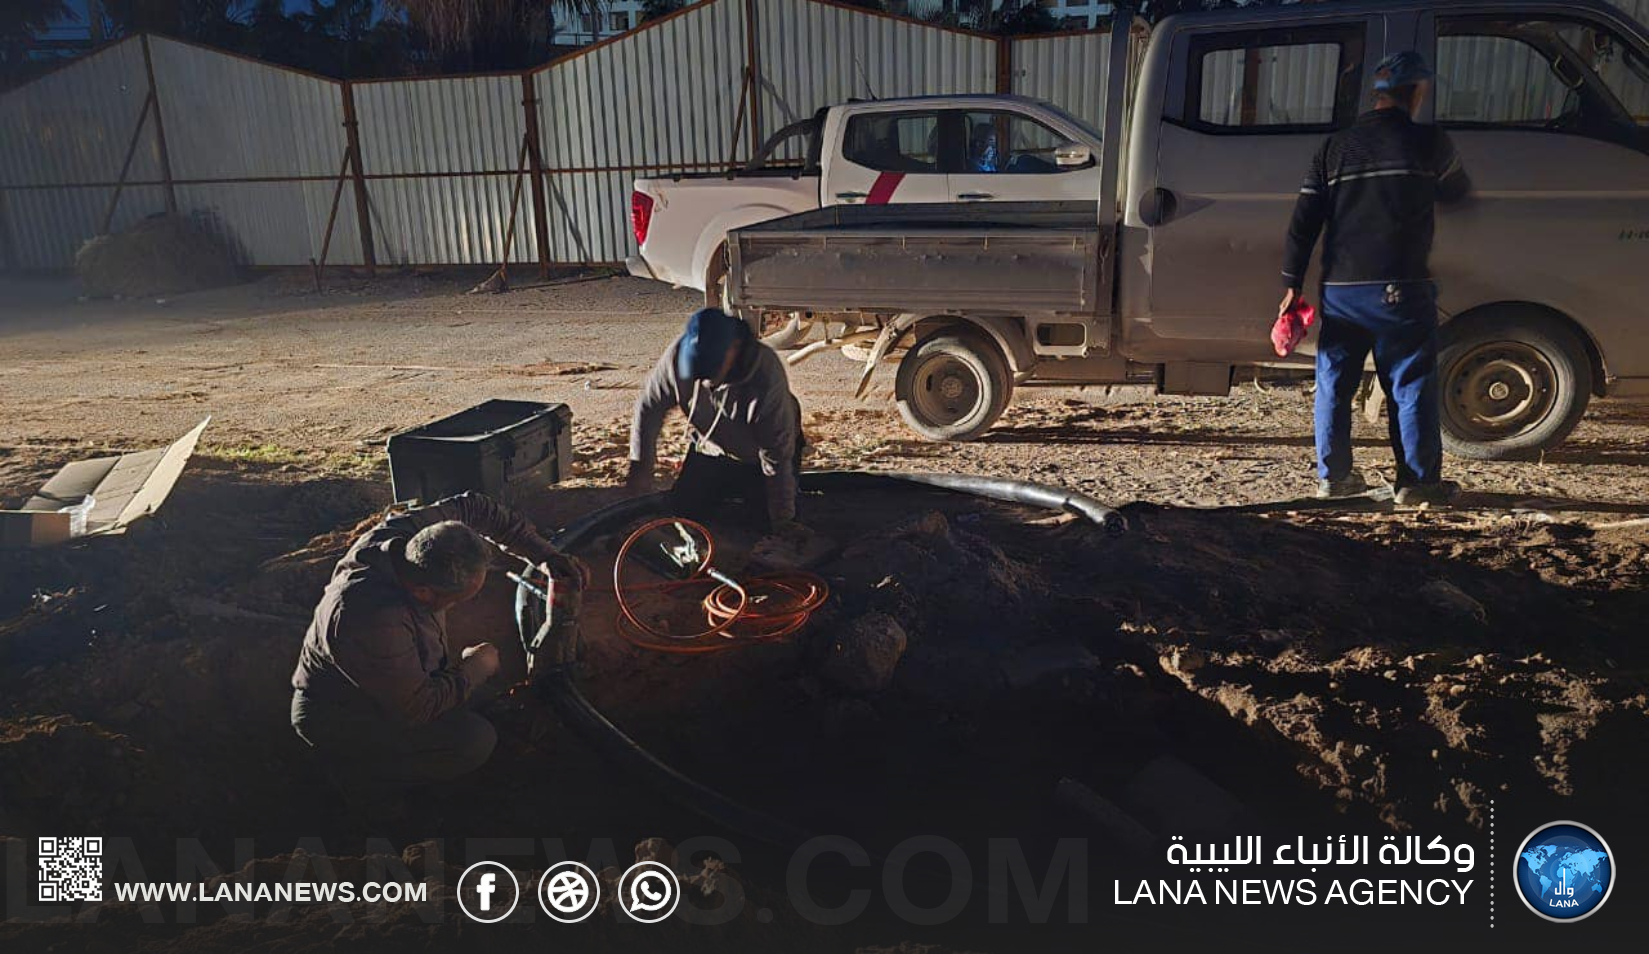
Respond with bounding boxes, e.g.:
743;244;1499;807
1271;298;1317;357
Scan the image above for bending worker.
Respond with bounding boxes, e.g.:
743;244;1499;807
290;492;584;797
1280;51;1470;505
627;307;804;537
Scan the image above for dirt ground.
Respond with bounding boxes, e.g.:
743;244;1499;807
2;271;1647;952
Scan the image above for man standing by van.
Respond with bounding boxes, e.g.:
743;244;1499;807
1280;51;1470;504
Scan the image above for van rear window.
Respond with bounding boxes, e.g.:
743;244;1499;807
1183;24;1367;134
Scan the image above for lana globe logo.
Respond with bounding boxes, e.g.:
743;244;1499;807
1512;821;1614;923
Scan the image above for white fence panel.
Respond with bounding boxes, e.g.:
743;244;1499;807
1011;31;1111;133
150;37;358;265
0;38;166;267
755;0;997;143
354;74;531;265
537;0;745;172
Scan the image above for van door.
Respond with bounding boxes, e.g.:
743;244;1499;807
1131;17;1376;362
1423;10;1649;390
822;107;955;206
945;107;1104;203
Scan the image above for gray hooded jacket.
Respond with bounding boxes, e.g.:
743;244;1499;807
629;337;800;523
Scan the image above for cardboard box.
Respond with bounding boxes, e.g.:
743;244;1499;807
0;418;210;548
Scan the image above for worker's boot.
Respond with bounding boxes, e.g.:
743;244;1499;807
1394;481;1459;506
1315;472;1370;499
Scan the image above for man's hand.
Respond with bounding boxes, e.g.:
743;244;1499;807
460;643;501;683
542;553;592;590
1279;287;1299;318
625;460;655;495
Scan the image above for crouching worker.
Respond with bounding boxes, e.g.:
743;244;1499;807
627;307;805;540
290;492;583;799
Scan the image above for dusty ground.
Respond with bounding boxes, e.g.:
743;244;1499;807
2;271;1647;952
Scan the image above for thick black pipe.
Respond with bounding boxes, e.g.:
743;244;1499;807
539;470;1124;850
797;470;1125;533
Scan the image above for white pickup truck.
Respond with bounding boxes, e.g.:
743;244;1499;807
626;96;1108;306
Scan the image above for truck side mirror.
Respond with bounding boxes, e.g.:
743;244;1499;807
1055;142;1093;167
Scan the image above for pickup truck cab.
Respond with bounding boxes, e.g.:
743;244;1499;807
724;0;1649;460
627;95;1106;306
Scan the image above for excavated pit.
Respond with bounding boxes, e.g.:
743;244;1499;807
2;463;1647;911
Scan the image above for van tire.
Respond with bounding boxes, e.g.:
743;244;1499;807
1439;311;1591;460
895;330;1012;442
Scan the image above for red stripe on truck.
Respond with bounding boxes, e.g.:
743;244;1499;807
866;172;905;205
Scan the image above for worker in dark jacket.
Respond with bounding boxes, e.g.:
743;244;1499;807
1281;51;1471;505
627;307;804;535
290;493;583;796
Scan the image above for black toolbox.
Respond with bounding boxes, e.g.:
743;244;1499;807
387;400;573;504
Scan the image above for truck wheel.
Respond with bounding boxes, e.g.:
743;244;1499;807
704;247;731;311
895;330;1012;442
1439;311;1592;460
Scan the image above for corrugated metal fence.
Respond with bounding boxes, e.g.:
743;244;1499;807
0;0;1120;271
2;0;1646;272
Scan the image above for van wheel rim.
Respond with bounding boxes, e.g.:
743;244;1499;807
1445;342;1557;439
911;354;983;427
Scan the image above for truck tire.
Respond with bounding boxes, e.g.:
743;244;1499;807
704;246;731;311
1439;310;1592;460
895;330;1012;442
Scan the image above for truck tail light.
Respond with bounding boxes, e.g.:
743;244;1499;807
631;190;654;246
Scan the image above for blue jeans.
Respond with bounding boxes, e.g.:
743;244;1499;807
1315;282;1443;487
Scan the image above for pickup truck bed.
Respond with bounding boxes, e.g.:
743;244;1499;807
728;201;1106;316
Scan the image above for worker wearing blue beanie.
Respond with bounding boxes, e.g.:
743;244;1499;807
1280;50;1471;506
675;306;752;384
629;308;805;535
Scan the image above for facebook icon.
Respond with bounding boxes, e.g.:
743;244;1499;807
458;862;519;923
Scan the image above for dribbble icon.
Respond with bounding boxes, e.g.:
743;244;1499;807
617;861;680;923
1512;821;1613;923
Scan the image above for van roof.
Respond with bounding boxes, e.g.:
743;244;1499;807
1157;0;1646;36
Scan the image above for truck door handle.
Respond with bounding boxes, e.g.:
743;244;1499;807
835;191;868;200
957;192;994;200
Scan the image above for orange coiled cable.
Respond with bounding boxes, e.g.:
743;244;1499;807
613;517;829;654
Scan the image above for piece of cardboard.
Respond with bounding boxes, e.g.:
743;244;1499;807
0;510;72;548
0;418;210;547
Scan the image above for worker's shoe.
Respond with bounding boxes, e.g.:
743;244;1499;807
1394;481;1459;507
1315;472;1370;499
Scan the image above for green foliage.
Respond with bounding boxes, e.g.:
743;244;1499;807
639;0;686;24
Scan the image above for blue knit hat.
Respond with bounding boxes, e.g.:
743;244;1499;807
1374;51;1433;91
676;307;747;381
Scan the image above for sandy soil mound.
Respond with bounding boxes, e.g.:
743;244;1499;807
75;214;244;299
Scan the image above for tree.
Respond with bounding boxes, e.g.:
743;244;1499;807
638;0;684;25
991;1;1061;36
387;0;600;72
1;0;74;85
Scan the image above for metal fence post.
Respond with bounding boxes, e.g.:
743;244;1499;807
0;190;18;273
742;0;763;158
340;81;377;276
997;35;1013;95
139;34;177;214
521;73;553;278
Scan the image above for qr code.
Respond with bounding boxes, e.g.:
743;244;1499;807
38;836;103;902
